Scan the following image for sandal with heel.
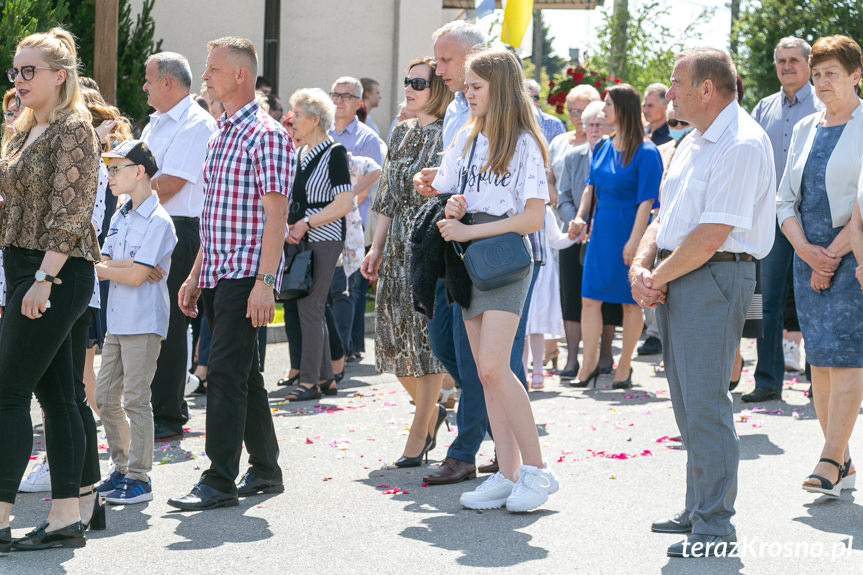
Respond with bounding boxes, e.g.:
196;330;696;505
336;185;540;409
802;457;844;497
841;457;856;490
81;488;106;531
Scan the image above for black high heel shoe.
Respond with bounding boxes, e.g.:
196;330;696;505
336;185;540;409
81;488;106;531
277;373;300;387
12;521;85;551
1;525;10;555
570;365;600;388
612;368;633;389
395;434;433;468
428;404;451;452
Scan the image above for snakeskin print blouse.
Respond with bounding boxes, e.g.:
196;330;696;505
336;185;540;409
0;111;101;261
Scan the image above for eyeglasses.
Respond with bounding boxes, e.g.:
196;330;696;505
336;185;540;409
330;92;358;102
585;122;605;129
567;107;587;115
531;94;540;102
106;164;136;177
3;110;15;119
6;65;54;83
404;77;431;91
668;119;689;128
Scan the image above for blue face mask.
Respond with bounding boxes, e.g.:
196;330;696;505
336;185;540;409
669;127;693;140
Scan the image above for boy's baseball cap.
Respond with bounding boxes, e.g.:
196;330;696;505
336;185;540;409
102;139;159;177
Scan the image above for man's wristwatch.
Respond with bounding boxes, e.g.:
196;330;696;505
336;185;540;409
34;270;62;285
303;215;312;228
256;273;276;287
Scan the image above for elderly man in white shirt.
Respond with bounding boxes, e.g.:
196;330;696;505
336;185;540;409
629;48;775;558
141;51;217;441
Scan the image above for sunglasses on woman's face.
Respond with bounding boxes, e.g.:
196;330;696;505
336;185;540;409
668;119;689;128
404;77;431;91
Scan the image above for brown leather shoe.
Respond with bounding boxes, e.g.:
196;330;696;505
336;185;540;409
477;456;498;474
422;457;476;485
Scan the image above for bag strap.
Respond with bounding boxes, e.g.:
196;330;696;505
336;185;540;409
290;140;333;222
452;137;478;259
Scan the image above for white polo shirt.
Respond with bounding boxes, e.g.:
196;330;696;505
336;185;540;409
101;194;177;338
657;101;776;260
141;96;217;218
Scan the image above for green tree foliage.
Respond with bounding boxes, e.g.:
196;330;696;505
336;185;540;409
590;0;714;96
0;0;161;126
735;0;863;110
0;0;70;84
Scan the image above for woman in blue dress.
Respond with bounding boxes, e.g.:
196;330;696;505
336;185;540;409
568;84;662;389
777;35;863;498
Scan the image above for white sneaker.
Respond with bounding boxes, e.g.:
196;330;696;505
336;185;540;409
459;472;515;509
19;460;51;493
783;340;803;372
184;373;200;397
506;463;559;512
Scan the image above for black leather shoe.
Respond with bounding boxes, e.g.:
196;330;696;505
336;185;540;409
277;373;299;387
154;423;183;441
1;526;10;555
638;336;662;355
651;510;692;533
237;472;284;497
741;387;781;403
167;483;238;511
12;521;85;550
667;531;737;558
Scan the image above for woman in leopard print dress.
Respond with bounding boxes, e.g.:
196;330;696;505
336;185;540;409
361;58;452;467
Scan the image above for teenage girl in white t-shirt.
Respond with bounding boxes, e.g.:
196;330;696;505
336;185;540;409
430;49;559;512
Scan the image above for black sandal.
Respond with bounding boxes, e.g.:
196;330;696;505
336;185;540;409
80;488;106;531
285;383;321;402
318;379;337;397
802;457;844;497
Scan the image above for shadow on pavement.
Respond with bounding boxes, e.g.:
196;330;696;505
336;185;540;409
794;491;863;550
162;493;278;550
739;433;784;460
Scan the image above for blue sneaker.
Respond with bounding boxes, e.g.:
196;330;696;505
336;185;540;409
105;477;153;505
95;470;125;494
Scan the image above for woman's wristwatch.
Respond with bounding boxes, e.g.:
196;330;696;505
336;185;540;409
303;215;313;228
34;270;62;285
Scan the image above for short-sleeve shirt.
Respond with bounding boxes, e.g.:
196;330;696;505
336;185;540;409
101;194;177;337
328;117;382;223
200;100;296;290
433;129;549;216
658;101;776;259
587;139;662;208
292;140;352;242
142;96;218;217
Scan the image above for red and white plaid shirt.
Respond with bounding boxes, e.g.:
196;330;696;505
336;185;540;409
199;100;296;290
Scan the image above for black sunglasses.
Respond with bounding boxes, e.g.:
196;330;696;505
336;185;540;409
404;77;431;91
668;119;689;128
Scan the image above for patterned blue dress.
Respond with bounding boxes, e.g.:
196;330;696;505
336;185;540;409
793;123;863;367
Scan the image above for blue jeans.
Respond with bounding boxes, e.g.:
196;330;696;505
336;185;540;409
431;266;538;465
348;269;369;354
754;225;794;392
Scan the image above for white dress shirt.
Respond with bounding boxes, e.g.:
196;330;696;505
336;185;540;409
141;96;217;218
657;101;776;259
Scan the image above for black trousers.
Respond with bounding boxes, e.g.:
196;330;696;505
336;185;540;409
70;306;102;487
150;217;199;432
0;247;93;502
200;278;281;493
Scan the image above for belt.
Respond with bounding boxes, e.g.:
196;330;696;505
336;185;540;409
171;216;200;224
656;249;753;263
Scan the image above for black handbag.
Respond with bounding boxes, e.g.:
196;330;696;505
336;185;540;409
278;241;314;301
451;138;532;291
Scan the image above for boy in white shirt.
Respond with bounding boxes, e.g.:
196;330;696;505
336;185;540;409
94;140;178;504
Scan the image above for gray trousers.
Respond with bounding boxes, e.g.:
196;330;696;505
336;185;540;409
643;306;660;339
656;260;755;536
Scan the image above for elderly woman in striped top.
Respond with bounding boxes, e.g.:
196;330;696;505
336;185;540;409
283;88;353;401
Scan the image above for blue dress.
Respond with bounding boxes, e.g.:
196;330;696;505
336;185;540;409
582;140;663;304
793;123;863;368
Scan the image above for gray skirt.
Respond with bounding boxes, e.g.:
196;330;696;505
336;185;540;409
460;212;533;321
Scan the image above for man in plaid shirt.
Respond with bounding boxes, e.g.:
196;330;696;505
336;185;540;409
170;36;296;511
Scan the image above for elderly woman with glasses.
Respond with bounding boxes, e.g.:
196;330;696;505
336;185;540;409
556;99;621;380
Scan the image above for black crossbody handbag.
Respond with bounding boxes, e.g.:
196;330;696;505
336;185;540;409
451;138;532;291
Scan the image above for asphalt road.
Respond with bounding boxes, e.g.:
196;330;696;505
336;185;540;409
5;335;861;575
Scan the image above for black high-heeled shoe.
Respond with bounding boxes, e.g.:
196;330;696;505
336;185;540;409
395;434;433;468
12;521;85;551
570;365;600;388
81;488;106;531
428;404;451;452
612;368;633;389
277;373;300;387
1;525;10;555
